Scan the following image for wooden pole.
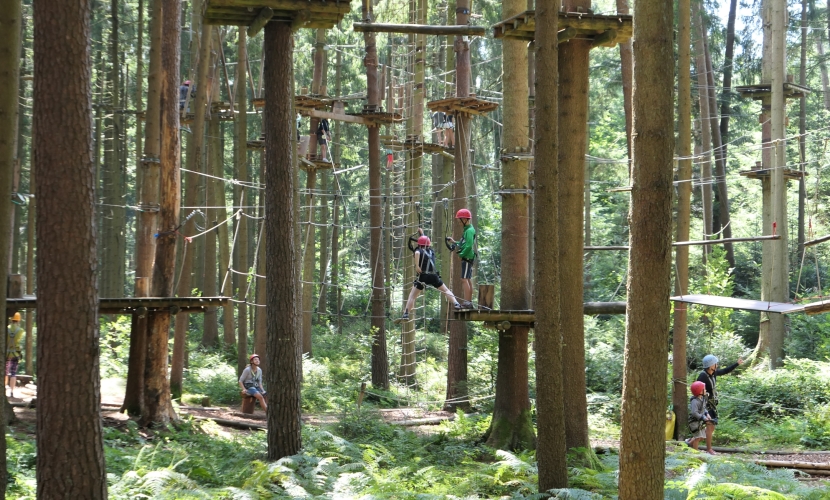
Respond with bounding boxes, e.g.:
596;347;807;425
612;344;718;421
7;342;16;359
235;29;249;374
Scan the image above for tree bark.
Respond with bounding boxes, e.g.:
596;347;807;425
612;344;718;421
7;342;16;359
703;28;734;266
124;0;163;415
556;0;591;454
264;20;302;460
445;0;471;412
235;30;249;374
363;0;389;390
817;35;830;111
673;0;692;439
692;3;713;250
0;1;22;495
301;170;316;355
615;0;633;163
143;0;181;426
201;27;220;347
316;173;330;315
798;0;807;256
171;2;212;397
717;0;737;173
33;0;107;493
618;0;675;494
534;0;568;489
485;0;535;452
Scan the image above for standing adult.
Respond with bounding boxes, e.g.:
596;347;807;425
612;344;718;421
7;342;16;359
316;118;331;161
239;354;268;411
696;354;743;454
446;208;475;304
6;313;24;397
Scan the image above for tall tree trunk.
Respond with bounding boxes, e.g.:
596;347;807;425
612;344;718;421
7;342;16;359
534;0;567;489
717;0;737;168
235;30;249;374
445;0;471;412
618;0;674;494
143;0;181;426
330;193;341;330
703;28;734;266
124;0;163;415
798;0;808;256
102;0;126;297
201;27;220;346
33;0;107;492
817;35;830;111
301;170;316;355
316;173;330;315
264;20;301;460
616;0;633;162
0;1;22;495
557;0;591;454
171;3;211;397
692;3;713;249
363;0;389;390
485;0;534;451
136;0;144;191
673;0;693;439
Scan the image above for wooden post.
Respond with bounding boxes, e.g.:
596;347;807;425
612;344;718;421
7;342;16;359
446;0;471;412
235;30;249;374
363;0;389;390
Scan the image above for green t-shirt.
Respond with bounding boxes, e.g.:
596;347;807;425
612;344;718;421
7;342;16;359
457;224;476;260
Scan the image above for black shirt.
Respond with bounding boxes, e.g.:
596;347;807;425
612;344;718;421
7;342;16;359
696;362;739;401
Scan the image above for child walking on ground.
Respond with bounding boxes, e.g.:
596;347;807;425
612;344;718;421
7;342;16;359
239;354;267;411
687;380;711;451
397;228;462;323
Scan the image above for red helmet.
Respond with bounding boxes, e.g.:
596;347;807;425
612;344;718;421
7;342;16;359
249;354;260;363
184;80;192;85
455;208;472;219
418;235;431;246
690;381;706;397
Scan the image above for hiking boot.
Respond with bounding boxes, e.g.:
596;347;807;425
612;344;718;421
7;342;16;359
454;302;462;310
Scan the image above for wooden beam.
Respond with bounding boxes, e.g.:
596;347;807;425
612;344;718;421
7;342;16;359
590;28;617;48
558;26;578;42
246;7;273;36
584;302;626;315
352;22;487;35
584;245;629;251
803;234;830;247
672;235;781;247
306;108;369;125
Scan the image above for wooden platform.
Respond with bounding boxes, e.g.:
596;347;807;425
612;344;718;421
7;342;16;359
203;0;352;29
6;296;230;315
739;167;805;181
735;82;811;100
426;96;499;116
454;302;628;325
381;138;448;154
348;110;403;126
492;10;633;46
295;94;332;112
670;294;821;314
300;157;337;171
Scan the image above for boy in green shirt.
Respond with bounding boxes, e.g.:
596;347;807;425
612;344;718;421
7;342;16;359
446;208;475;304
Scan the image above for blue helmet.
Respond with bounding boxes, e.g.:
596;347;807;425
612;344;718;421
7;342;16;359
702;354;719;369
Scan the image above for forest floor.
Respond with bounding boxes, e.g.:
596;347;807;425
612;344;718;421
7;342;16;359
7;381;830;481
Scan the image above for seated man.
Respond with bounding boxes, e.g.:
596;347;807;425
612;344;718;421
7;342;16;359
238;354;267;411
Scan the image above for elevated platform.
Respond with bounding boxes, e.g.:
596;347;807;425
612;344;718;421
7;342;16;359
670;294;830;315
204;0;352;29
427;96;499;116
739;167;805;181
492;10;633;46
454;302;628;326
735;82;811;100
7;296;230;315
295;94;332;112
381;137;448;154
300;157;337;171
349;110;403;126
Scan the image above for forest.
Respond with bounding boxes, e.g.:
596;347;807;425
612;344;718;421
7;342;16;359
5;0;830;496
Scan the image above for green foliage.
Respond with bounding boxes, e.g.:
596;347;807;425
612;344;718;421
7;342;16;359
182;351;241;405
99;316;134;378
584;316;625;393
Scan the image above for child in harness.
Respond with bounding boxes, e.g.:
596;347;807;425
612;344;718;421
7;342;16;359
686;380;712;451
397;228;462;323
